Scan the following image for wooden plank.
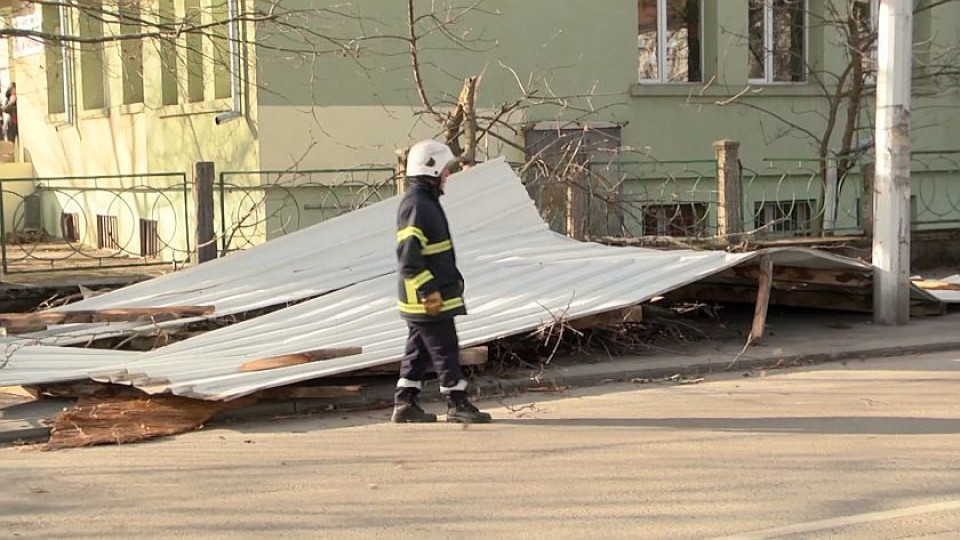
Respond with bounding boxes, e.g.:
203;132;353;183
193;161;217;263
258;384;364;400
0;385;37;399
459;346;488;366
719;265;872;288
749;256;774;344
0;306;216;331
239;347;363;373
348;346;489;377
912;280;960;292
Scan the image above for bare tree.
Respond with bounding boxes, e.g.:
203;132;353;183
719;0;960;232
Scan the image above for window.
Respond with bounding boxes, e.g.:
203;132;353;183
97;215;120;250
42;3;68;115
638;0;702;83
754;200;813;235
212;0;232;99
185;0;204;103
78;3;106;110
61;212;80;242
748;0;807;83
120;0;144;105
139;219;159;257
159;0;179;105
642;203;707;236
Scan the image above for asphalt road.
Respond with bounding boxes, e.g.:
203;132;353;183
2;352;960;539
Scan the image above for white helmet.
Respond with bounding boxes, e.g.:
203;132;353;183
406;139;456;177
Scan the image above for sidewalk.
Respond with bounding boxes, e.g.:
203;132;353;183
214;309;960;423
3;310;960;444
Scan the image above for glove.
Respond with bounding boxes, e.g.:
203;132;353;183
423;291;443;316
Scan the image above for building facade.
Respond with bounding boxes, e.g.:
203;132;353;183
0;0;956;260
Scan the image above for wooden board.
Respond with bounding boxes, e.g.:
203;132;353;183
257;384;364;400
670;281;943;317
749;256;774;343
718;265;872;288
912;280;960;292
239;347;363;373
348;346;489;377
459;346;489;366
0;306;216;332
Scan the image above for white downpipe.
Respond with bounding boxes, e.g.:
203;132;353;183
824;161;838;231
215;0;241;125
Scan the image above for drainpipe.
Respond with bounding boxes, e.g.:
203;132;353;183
214;0;241;125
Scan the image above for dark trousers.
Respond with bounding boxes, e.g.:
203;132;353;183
395;319;464;403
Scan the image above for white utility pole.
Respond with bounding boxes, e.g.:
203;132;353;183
873;0;913;325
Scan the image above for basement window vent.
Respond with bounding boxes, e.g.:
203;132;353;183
642;203;708;237
96;215;120;250
754;200;814;236
61;212;80;242
139;218;159;257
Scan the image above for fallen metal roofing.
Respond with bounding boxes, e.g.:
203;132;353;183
22;160;551;346
0;159;889;398
0;339;139;387
925;275;960;304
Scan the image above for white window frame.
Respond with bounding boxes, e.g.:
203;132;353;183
41;2;75;122
638;0;705;84
749;0;810;85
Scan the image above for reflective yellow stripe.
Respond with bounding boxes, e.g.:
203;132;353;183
422;240;452;256
409;270;435;289
398;297;465;314
403;279;418;304
397;226;428;247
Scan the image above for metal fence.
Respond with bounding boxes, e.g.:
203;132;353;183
0;173;191;274
0;166;399;274
911;150;960;229
3;153;957;275
602;156;719;238
568;150;960;240
740;158;862;237
216;167;398;253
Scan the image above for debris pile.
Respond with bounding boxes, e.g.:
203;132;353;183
0;160;947;449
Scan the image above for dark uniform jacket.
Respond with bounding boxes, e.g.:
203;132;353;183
396;176;466;322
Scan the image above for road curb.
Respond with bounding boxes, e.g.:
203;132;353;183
215;339;960;424
7;339;960;443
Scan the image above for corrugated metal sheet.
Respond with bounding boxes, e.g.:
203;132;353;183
0;160;880;398
925;275;960;303
22;159;548;345
0;339;139;386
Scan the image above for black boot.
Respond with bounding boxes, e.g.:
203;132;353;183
446;391;492;424
392;402;438;423
392;387;437;423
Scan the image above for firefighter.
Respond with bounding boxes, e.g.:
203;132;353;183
392;139;492;424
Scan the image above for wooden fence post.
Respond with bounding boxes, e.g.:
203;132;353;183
193;161;217;264
395;149;408;195
714;139;742;244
